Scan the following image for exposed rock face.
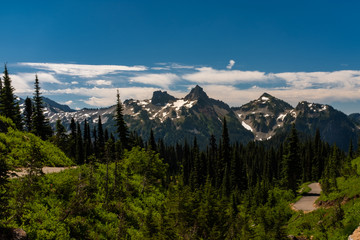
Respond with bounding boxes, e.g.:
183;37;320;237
184;85;209;101
232;93;293;141
151;90;176;106
28;86;358;151
283;101;357;150
0;228;28;240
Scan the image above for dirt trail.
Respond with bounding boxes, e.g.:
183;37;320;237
349;227;360;240
10;166;76;178
292;182;321;212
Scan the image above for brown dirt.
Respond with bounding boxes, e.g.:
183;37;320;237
349;226;360;240
10;166;76;178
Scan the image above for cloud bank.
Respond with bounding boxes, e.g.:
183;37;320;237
19;62;147;78
11;62;360;112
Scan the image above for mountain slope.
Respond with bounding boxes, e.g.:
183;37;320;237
45;85;254;148
232;93;294;141
283;101;358;150
40;87;358;150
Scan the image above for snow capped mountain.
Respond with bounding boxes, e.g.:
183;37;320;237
43;85;253;148
38;86;358;150
282;101;358;150
232;93;293;141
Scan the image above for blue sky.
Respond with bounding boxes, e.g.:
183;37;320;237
1;0;360;113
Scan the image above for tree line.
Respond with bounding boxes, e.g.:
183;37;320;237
0;64;358;238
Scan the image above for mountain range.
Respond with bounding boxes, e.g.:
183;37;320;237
31;85;359;150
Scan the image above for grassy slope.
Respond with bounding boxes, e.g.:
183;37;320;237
287;157;360;239
0;128;73;167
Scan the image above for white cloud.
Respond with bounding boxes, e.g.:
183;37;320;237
226;60;235;70
201;85;360;108
130;73;180;88
83;97;115;107
274;70;360;89
18;62;147;78
171;63;195;69
11;72;61;94
86;79;112;86
71;81;79;85
47;87;160;107
64;100;73;105
152;66;171;70
183;68;360;92
183;67;267;84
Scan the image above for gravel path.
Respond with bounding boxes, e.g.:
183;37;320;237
10;166;76;178
293;183;321;212
349;226;360;240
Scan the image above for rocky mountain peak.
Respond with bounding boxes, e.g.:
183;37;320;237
151;90;176;106
184;85;209;101
295;101;329;113
259;92;273;99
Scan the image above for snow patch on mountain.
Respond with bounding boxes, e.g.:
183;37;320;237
242;121;253;132
277;113;287;121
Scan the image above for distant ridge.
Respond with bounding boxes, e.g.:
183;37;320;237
29;86;358;150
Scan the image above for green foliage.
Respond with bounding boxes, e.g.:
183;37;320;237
115;90;129;150
0;65;22;130
32;75;52;140
0;128;72;167
0;115;16;132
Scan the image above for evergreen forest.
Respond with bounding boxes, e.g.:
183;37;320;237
1;66;360;240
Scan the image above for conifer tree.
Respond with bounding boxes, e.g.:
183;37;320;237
190;137;200;189
24;97;33;131
222;117;231;166
76;122;84;165
83;119;92;162
312;129;321;180
54;119;68;153
348;139;354;159
0;72;2;94
98;116;105;159
282;124;301;192
208;134;217;183
0;65;22;129
115;90;129;149
32;75;52;139
69;118;77;160
92;126;98;158
148;129;157;151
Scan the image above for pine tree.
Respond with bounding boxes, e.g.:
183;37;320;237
54;119;68;153
190;137;200;189
69;118;77;160
222;117;231;166
32;75;52;139
98;116;105;160
115;90;129;149
92;126;98;158
24;97;33;131
104;128;109;142
76;122;84;165
83;119;92;162
348;139;354;159
282;124;301;192
148;129;157;151
208;134;217;183
0;65;22;129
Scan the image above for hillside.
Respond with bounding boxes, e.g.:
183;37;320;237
287;156;360;239
0;116;73;167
